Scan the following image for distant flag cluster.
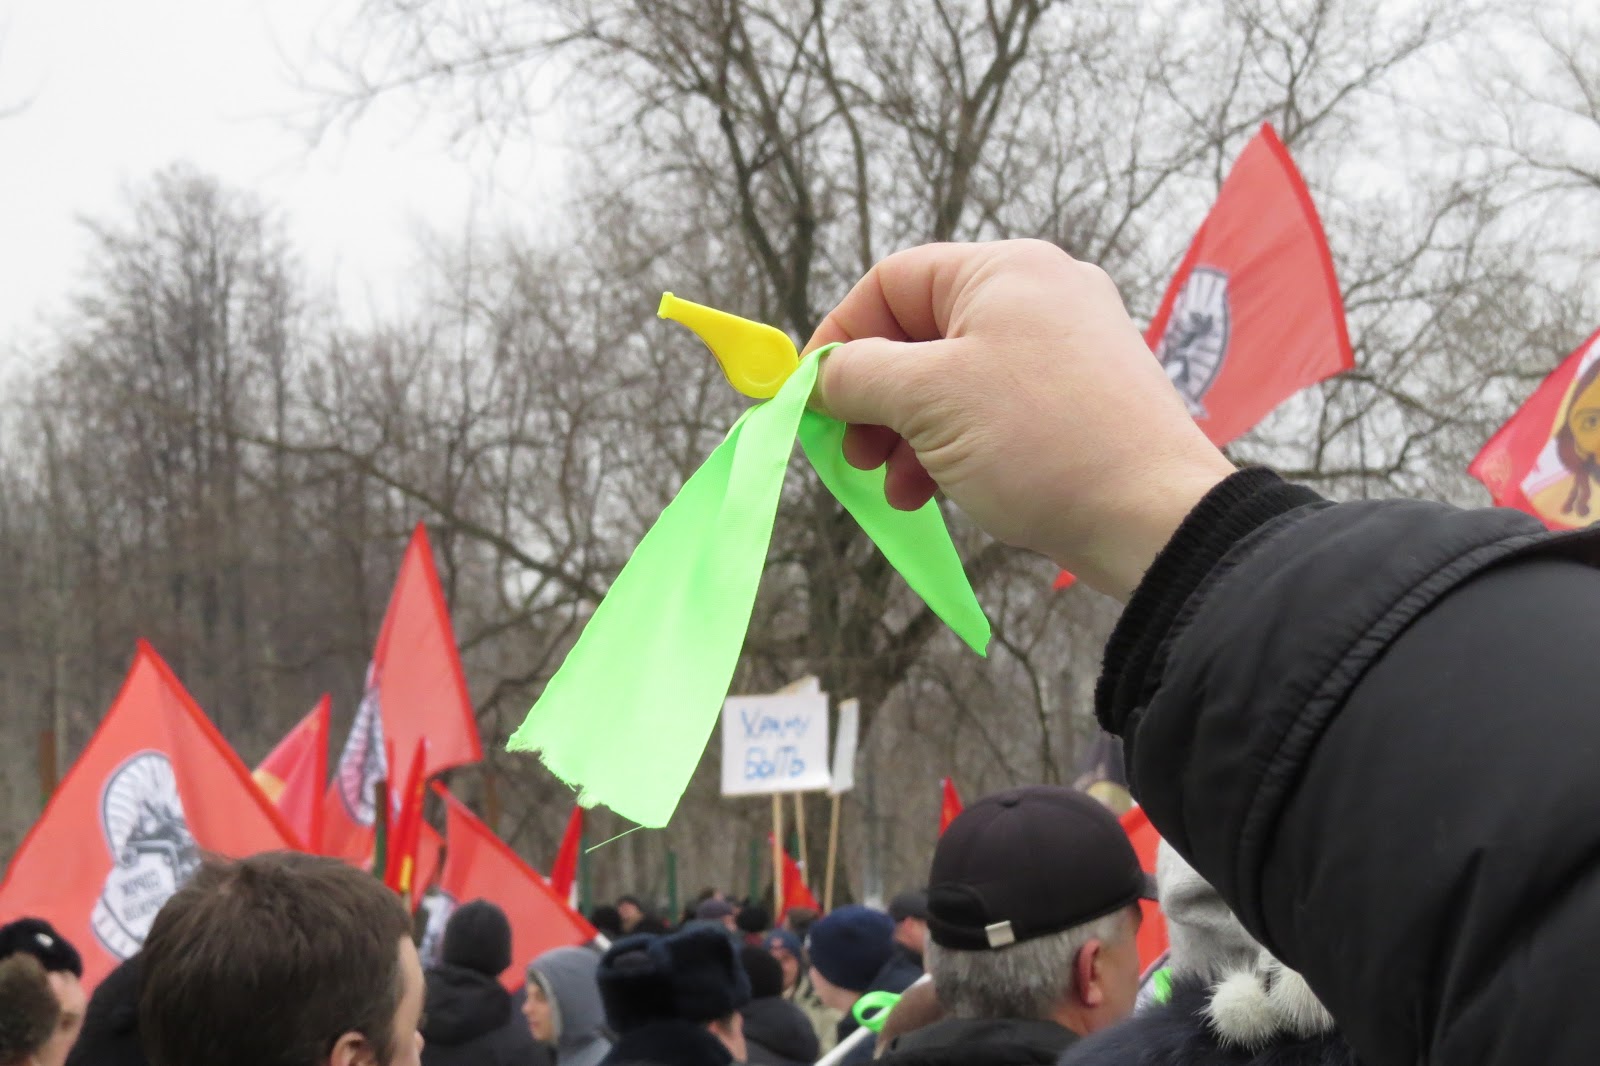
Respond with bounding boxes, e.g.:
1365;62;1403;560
0;522;593;990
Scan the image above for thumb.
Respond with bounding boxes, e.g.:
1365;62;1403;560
811;335;951;432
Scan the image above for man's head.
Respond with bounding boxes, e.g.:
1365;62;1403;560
694;899;738;933
0;954;60;1066
805;905;895;1012
888;891;930;957
139;852;423;1066
0;918;85;1066
762;931;805;994
923;786;1153;1037
596;925;750;1057
440;900;513;981
616;897;645;932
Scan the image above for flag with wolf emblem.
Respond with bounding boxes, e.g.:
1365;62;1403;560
0;642;300;986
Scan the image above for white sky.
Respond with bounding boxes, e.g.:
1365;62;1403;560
0;0;564;347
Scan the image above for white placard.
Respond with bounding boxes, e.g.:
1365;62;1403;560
721;691;832;796
828;699;860;795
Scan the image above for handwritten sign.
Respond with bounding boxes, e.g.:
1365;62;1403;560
721;691;831;796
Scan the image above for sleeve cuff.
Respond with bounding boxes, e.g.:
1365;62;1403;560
1095;468;1326;737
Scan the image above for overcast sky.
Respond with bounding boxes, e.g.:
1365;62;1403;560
0;0;562;346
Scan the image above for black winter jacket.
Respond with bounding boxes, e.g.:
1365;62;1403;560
598;1020;733;1066
870;945;924;996
876;1017;1078;1066
742;995;820;1066
1058;976;1360;1066
421;964;553;1066
1098;468;1600;1066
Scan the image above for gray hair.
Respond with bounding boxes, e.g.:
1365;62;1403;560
924;909;1134;1021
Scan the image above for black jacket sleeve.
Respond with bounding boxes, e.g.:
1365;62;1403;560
1097;468;1600;1066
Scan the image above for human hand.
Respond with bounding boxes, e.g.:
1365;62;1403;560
806;239;1235;600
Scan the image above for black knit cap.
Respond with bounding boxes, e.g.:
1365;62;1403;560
442;900;513;978
0;918;83;978
927;786;1154;951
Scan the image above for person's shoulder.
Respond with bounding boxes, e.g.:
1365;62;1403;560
1057;984;1226;1066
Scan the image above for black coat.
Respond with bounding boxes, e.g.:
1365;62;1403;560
870;945;923;996
876;1017;1078;1066
421;964;553;1066
1098;468;1600;1066
741;996;820;1066
599;1020;733;1066
1058;977;1360;1066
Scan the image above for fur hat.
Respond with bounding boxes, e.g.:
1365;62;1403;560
1206;950;1337;1051
598;926;751;1032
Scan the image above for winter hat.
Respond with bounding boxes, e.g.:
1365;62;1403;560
806;905;895;993
442;899;514;978
739;945;785;1000
0;917;83;978
598;926;752;1033
590;905;625;940
1156;841;1259;983
888;891;929;923
736;905;772;936
0;954;58;1066
1206;949;1337;1051
696;898;736;922
763;929;804;962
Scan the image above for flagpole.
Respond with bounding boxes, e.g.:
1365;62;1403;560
771;793;785;919
824;793;841;913
793;792;809;890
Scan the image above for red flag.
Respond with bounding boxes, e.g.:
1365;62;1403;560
434;786;597;989
939;777;964;837
324;523;483;863
0;642;301;987
254;697;330;852
775;840;819;921
1056;125;1351;589
1149;124;1351;445
415;822;444;899
549;806;584;905
1120;806;1170;973
1471;328;1600;529
383;741;429;903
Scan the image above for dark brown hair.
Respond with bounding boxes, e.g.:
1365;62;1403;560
139;852;412;1066
0;954;59;1066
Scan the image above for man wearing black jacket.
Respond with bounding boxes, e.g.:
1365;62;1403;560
806;238;1600;1066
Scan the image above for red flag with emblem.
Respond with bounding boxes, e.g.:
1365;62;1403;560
0;642;301;987
1057;125;1351;589
323;523;483;864
254;697;330;852
1120;805;1170;973
434;786;597;989
939;777;964;837
1470;328;1600;530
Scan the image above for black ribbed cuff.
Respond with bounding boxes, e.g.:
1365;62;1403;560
1095;468;1325;737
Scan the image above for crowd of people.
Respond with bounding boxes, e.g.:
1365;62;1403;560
6;234;1590;1065
0;783;1354;1066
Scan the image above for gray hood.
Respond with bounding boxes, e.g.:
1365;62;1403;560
530;945;611;1063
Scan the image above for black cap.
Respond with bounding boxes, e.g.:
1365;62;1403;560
927;786;1154;951
0;918;83;978
888;890;929;922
